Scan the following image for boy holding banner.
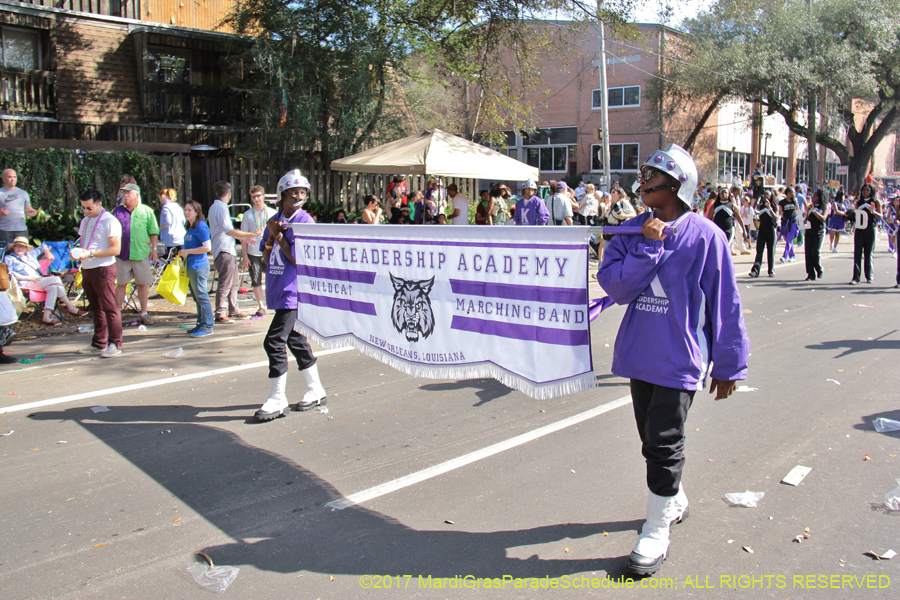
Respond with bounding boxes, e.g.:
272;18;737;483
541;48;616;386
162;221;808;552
597;144;749;576
254;170;327;422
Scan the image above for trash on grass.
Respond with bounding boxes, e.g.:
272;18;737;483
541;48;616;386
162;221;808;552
725;491;765;507
735;386;757;392
826;379;841;385
318;406;329;414
885;479;900;511
90;406;110;413
78;325;94;333
873;418;900;433
130;320;139;326
743;546;754;553
864;454;872;461
179;324;191;328
853;304;875;308
782;466;812;486
1;430;13;436
163;348;184;359
189;551;239;592
864;550;896;560
137;325;148;332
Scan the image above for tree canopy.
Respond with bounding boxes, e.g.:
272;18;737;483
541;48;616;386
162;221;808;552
226;0;639;160
652;0;900;190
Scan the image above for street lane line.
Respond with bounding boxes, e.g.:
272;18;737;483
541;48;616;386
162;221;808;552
326;394;632;510
5;331;269;374
2;347;354;414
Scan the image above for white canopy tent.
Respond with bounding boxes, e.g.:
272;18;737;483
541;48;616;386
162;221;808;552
330;128;539;182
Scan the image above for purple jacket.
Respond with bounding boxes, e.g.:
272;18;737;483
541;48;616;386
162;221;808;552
514;196;550;225
597;211;749;391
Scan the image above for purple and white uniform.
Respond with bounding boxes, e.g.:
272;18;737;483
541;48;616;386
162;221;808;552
259;209;314;310
514;197;551;226
597;211;749;391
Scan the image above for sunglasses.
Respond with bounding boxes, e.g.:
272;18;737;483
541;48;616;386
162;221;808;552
251;194;263;199
639;167;666;182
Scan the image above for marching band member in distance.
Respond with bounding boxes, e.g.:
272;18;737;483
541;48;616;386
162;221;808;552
254;170;327;422
597;144;750;577
512;180;550;225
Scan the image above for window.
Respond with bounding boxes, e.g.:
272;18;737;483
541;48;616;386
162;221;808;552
592;143;640;171
1;26;40;70
526;147;569;172
146;47;191;84
719;150;752;184
523;128;575;172
761;155;787;185
592;85;640;109
522;127;577;145
474;130;516;158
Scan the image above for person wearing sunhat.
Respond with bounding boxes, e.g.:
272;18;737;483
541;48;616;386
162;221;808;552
3;236;85;325
254;170;327;422
597;143;749;577
513;180;550;225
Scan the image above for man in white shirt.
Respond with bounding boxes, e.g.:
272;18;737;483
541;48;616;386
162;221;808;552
447;183;470;225
574;181;586;204
71;190;124;358
158;189;185;255
546;181;574;225
207;181;261;324
0;169;38;244
240;185;276;316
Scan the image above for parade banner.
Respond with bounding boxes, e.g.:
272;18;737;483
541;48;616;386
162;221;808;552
290;224;595;399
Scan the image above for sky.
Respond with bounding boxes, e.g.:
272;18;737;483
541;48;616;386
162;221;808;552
625;0;715;27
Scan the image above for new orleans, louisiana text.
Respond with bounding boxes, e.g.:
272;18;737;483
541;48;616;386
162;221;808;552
356;574;891;591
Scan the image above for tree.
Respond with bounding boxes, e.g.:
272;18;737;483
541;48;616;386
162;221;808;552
651;0;900;191
226;0;639;161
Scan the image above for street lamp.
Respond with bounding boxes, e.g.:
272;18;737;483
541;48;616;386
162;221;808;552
763;133;772;171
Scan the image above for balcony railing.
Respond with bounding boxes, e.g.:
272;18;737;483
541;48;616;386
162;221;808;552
143;82;245;125
19;1;140;19
0;69;56;116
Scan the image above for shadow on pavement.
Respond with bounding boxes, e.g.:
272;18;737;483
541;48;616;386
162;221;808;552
30;404;636;579
420;378;513;407
805;330;900;358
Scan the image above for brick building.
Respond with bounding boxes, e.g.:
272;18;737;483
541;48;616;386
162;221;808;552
481;22;717;191
0;0;243;151
486;21;897;192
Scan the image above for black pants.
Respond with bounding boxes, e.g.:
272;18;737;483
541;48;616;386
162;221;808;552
896;248;900;285
264;309;317;379
751;227;776;276
630;379;696;497
852;228;875;282
804;229;824;280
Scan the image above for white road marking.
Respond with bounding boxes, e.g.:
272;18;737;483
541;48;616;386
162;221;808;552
326;395;632;510
2;347;354;414
5;331;269;374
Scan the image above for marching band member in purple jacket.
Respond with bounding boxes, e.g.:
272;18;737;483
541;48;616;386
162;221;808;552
513;180;550;225
597;144;750;576
254;170;327;422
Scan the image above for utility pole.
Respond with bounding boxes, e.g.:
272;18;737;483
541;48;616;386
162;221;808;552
597;19;611;193
806;0;817;186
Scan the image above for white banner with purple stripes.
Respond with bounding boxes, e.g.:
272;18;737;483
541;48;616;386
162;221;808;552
289;224;595;399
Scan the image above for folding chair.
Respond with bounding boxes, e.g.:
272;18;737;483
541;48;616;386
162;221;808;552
12;258;62;323
122;244;177;312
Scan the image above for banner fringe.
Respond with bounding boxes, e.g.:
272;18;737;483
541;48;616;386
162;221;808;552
295;322;596;400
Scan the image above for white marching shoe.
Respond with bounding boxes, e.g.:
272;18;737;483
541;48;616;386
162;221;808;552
626;485;689;576
255;374;290;421
295;364;327;411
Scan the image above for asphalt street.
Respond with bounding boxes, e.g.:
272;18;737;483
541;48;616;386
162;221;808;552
1;237;898;600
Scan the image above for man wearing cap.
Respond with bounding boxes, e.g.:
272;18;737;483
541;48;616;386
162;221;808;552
513;180;551;225
208;181;262;324
72;190;124;358
447;183;470;225
112;183;159;326
546;181;573;225
0;169;38;245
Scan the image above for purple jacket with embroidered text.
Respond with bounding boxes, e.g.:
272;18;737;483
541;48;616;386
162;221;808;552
597;211;749;391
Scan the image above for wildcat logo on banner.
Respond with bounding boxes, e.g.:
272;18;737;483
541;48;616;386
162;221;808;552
289;224;595;399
